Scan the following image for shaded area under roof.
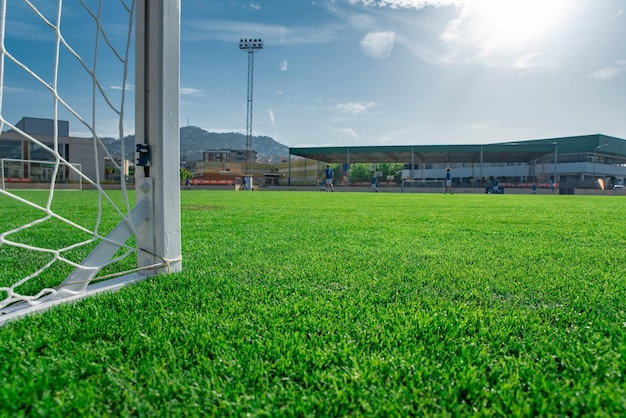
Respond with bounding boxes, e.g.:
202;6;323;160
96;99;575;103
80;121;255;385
289;134;626;164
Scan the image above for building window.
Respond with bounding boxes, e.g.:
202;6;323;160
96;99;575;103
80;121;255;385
0;139;22;159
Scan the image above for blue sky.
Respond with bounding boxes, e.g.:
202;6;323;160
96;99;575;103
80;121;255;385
2;1;626;148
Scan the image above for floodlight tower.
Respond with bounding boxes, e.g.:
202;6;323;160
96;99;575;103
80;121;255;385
239;38;263;183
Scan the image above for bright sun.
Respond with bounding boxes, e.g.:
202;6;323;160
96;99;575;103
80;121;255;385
467;0;571;55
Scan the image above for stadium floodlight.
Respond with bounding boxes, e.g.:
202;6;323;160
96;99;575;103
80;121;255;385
239;38;263;186
239;38;264;50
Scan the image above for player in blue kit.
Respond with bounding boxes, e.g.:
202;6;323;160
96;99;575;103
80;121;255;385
444;167;452;194
324;165;334;192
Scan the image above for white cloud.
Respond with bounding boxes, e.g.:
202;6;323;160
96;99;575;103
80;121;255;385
589;61;626;81
184;20;340;45
180;87;203;96
439;7;467;43
360;31;395;58
279;60;288;71
110;83;134;91
512;52;559;72
0;85;27;93
333;101;376;115
330;127;359;141
268;108;275;126
377;128;414;143
349;0;464;8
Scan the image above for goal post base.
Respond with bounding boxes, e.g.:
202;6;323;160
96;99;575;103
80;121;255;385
0;272;150;327
0;196;177;328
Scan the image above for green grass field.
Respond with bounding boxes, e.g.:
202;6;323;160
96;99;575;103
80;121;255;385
1;190;625;416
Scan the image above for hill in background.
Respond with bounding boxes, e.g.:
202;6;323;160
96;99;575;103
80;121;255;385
101;125;289;163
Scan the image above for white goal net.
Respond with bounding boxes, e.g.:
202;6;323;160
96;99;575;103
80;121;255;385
0;1;182;326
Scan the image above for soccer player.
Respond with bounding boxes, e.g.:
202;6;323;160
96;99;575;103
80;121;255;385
444;167;453;194
324;165;334;192
371;174;378;192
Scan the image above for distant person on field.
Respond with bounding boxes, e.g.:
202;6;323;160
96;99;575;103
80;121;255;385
185;178;191;190
444;167;453;194
492;178;499;193
371;175;378;192
324;165;334;192
241;176;247;191
531;183;536;194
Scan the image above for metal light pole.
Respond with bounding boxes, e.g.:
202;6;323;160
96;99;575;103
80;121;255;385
592;143;609;177
553;141;558;189
239;38;263;186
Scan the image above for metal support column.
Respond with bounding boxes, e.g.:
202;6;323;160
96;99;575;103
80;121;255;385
239;39;263;178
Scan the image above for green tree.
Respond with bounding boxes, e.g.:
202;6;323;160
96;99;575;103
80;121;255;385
180;168;192;181
349;163;371;182
377;163;403;183
346;163;404;184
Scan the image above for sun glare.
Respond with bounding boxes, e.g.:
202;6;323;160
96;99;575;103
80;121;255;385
469;0;571;55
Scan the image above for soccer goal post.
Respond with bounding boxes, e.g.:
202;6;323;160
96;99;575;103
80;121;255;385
0;1;182;326
134;0;182;277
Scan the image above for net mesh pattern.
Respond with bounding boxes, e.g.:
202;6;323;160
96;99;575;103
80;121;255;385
0;0;140;311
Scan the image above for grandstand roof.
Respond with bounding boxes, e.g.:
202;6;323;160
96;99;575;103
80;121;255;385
289;134;626;164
